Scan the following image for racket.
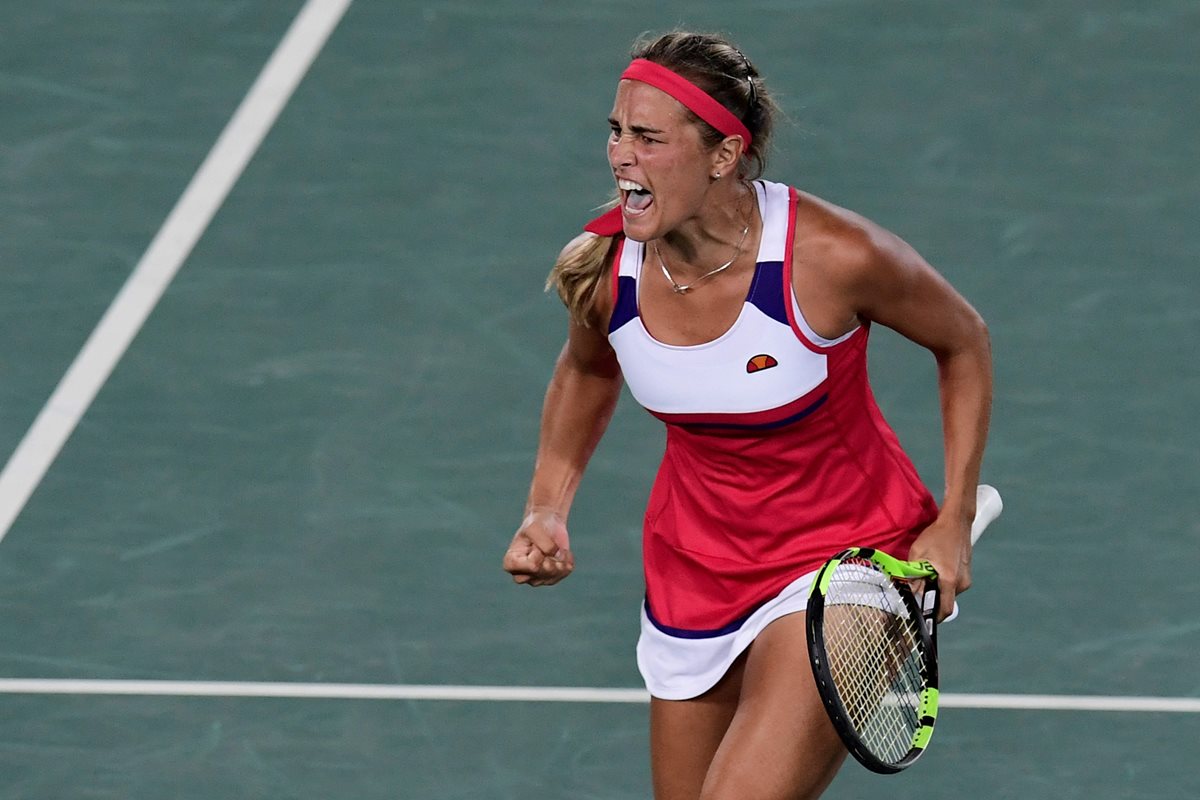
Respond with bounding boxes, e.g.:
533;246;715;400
806;484;1003;774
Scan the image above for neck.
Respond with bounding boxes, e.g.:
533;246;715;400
659;181;756;274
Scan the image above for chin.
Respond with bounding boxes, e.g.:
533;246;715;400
622;210;664;242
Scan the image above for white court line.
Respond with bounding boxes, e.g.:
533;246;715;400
0;680;1197;713
0;0;354;543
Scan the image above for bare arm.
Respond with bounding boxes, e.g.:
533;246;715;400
802;209;993;618
526;319;623;517
504;242;623;586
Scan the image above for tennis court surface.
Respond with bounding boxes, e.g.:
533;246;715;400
1;1;1196;797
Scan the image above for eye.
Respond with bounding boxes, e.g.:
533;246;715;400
640;134;661;144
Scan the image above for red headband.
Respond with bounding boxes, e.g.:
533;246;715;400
620;59;753;146
584;60;752;236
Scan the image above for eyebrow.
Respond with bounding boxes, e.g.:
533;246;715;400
607;116;665;135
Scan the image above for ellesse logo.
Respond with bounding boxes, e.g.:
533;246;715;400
746;354;778;373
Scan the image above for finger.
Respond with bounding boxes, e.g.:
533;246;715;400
938;589;956;622
537;548;572;570
510;543;575;586
530;567;565;587
538;556;575;584
504;547;545;576
523;525;563;557
525;567;558;587
501;549;525;573
540;556;572;579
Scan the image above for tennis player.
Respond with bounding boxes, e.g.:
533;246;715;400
503;31;992;800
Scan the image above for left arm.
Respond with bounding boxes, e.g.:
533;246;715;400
831;221;993;620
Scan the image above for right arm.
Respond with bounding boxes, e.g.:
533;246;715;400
504;240;623;586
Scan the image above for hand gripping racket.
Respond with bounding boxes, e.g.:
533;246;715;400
806;485;1003;774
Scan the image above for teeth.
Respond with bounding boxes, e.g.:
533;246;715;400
618;179;646;192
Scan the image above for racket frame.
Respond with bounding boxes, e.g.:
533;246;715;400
806;547;941;774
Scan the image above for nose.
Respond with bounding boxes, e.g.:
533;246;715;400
608;132;635;170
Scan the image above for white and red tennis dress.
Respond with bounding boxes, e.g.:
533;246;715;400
605;180;938;699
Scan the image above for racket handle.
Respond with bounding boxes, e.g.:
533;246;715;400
927;485;1002;622
970;484;1003;546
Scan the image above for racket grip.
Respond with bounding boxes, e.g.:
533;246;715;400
970;484;1003;546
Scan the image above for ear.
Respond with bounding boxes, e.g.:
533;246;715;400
710;135;745;178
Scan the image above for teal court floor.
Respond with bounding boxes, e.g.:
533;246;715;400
0;2;1196;798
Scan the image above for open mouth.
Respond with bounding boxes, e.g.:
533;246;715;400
619;178;654;216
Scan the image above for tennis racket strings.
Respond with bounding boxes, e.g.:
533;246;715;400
820;557;931;765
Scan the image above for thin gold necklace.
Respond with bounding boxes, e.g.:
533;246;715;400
654;222;750;294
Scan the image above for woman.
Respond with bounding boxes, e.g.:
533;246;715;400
503;31;992;800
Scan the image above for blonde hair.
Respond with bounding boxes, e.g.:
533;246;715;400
548;31;777;326
546;226;619;326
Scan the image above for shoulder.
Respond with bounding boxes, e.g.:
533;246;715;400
790;190;929;303
792;191;906;274
787;190;984;342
